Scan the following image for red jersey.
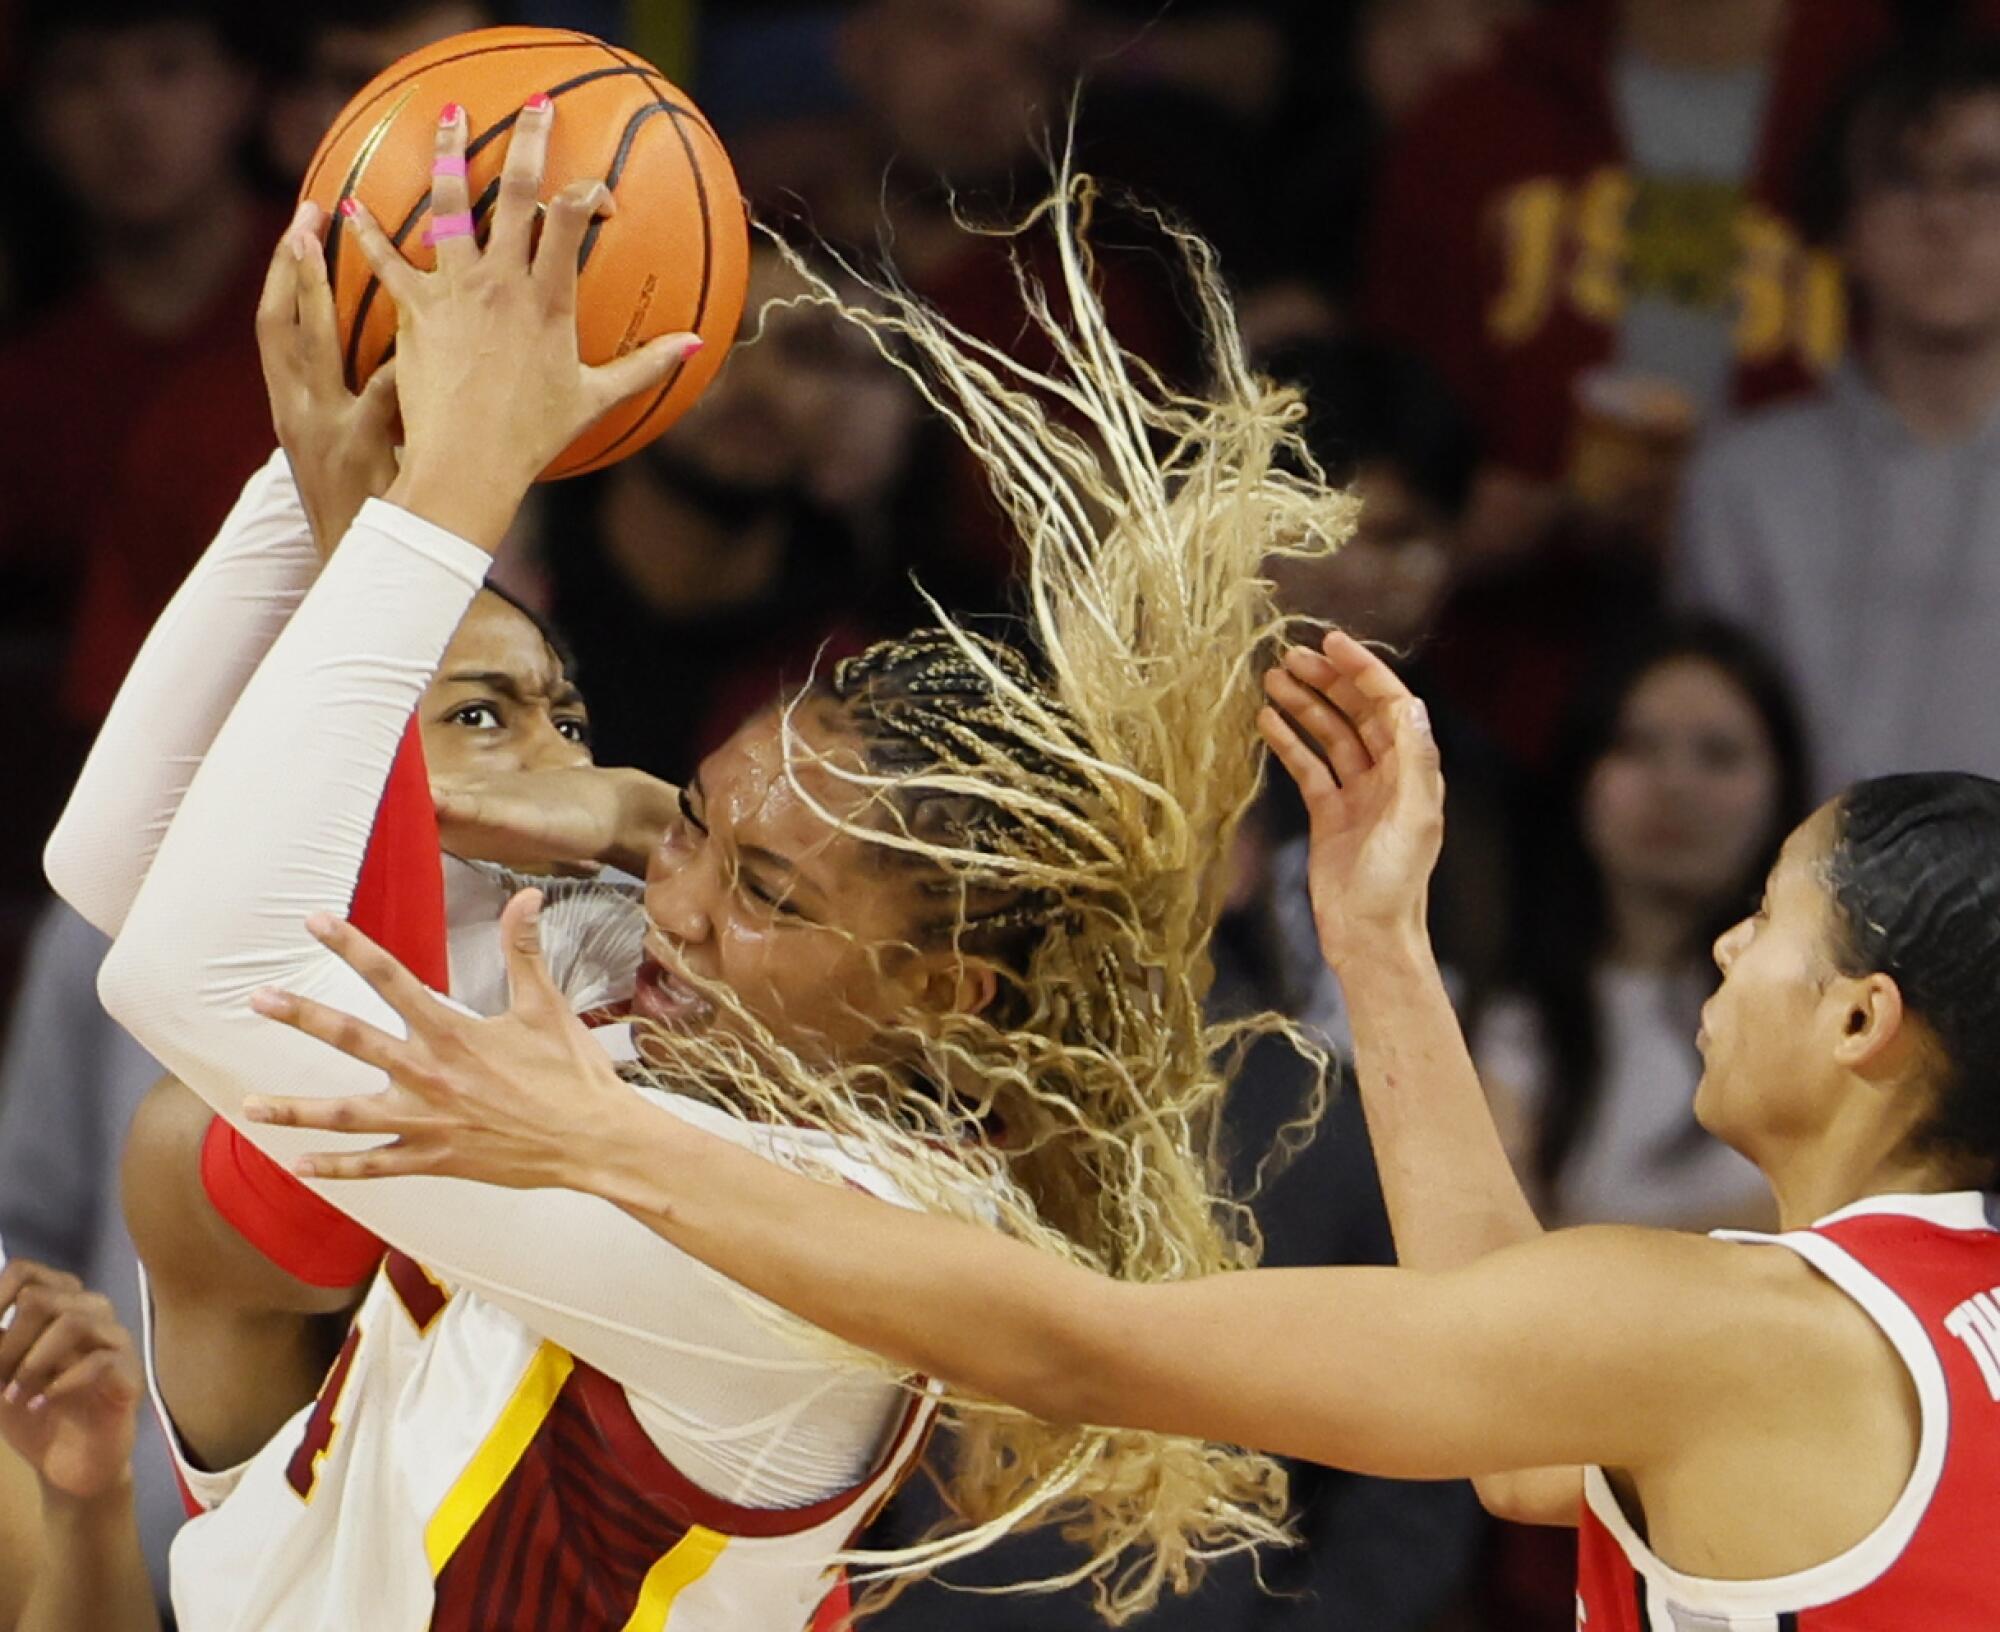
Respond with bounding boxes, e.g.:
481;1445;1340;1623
1576;1192;2000;1630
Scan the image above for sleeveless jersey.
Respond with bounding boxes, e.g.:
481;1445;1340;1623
145;1244;936;1632
1575;1190;2000;1630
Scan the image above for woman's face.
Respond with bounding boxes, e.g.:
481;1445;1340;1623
1693;806;1847;1151
1583;656;1781;908
420;592;593;795
636;703;992;1062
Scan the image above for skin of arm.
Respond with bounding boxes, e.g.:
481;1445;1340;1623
1261;638;1578;1522
120;1078;358;1470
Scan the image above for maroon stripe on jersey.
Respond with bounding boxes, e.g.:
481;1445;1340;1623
384;1251;448;1333
570;1360;933;1537
429;1365;696;1630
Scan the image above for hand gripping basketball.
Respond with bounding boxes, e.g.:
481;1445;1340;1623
341;97;701;513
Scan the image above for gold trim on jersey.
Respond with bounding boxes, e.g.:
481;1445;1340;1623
617;1525;730;1632
423;1341;575;1574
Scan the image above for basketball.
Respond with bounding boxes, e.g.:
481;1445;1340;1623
298;27;748;479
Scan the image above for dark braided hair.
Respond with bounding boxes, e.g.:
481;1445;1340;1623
1826;773;2000;1185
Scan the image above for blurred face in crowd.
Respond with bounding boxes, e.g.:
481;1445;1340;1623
420;591;591;797
1265;463;1452;651
658;247;911;505
1359;0;1524;125
843;0;1069;183
31;20;253;234
1848;92;2000;347
267;2;490;182
1584;656;1782;910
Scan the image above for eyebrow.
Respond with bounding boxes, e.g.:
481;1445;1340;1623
442;669;586;711
690;774;824;903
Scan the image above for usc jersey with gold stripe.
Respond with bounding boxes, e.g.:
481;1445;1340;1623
147;1242;936;1632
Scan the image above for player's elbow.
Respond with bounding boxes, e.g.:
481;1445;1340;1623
1472;1467;1583;1528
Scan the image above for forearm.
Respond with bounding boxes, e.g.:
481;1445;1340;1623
1338;926;1541;1267
584;1098;1120;1424
45;451;319;936
16;1483;158;1632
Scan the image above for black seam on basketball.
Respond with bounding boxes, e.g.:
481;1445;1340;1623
337;65;697;387
575;102;675;269
553;102;715;475
305;39;657;194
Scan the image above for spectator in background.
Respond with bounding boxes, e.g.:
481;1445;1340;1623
541;243;908;779
1258;335;1516;993
264;0;495;185
1678;35;2000;796
1365;0;1893;560
0;0;271;905
1472;618;1808;1235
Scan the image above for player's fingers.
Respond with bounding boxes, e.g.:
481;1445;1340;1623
1265;663;1372;788
1285;643;1398;759
242;1091;412;1137
499;888;564;1017
256;203;311;354
425;101;478;272
0;1260;80;1324
305;914;455;1036
0;1281;74;1387
294;1143;429;1183
1319;629;1411;705
34;1347;140;1414
1258;705;1342;813
533;180;609;306
250;985;416;1077
1388;697;1445;826
488;92;552;264
586;331;704;416
338;198;421;306
356;358;401;434
292;207;344;394
11;1304;121;1404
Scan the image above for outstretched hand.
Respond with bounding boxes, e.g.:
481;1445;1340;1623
1257;630;1445;970
434;765;679;878
0;1262;142;1502
244;890;633;1190
344;95;701;540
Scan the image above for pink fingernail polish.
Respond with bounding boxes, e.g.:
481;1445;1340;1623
339;198;360;220
439;101;462;126
525;92;552;113
24;1396;45;1415
2;1384;17;1407
681;336;705;355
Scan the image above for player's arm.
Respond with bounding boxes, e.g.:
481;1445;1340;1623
0;1265;160;1632
120;1076;361;1471
1261;636;1580;1523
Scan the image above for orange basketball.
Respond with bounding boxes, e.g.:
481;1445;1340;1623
298;27;748;479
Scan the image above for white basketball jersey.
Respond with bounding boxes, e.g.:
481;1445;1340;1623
146;1244;936;1632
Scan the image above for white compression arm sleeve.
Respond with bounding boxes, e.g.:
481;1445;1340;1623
98;500;901;1505
46;450;320;938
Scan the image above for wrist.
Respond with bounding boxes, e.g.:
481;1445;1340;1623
1327;914;1435;984
387;456;530;555
40;1469;136;1527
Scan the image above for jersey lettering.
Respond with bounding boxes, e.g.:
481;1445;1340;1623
1943;1287;2000;1400
286;1322;362;1502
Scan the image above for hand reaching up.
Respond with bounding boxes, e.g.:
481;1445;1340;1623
0;1263;141;1503
1257;631;1445;970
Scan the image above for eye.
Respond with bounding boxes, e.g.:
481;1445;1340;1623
555;715;591;746
447;702;502;731
739;873;804;919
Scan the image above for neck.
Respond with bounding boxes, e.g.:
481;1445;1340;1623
1866;328;2000;442
1766;1143;1969;1233
1601;879;1701;972
1619;0;1785;69
94;183;253;339
601;463;788;616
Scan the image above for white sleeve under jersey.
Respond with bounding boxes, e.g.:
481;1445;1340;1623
45;450;320;939
91;498;909;1508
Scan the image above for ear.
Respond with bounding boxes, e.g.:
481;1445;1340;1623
921;954;999;1019
1831;971;1909;1076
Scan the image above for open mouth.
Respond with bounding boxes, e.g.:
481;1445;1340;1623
631;953;715;1027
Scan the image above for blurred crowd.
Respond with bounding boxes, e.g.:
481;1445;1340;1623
3;0;2000;1626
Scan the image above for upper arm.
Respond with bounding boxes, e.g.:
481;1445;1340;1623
1098;1227;1789;1483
